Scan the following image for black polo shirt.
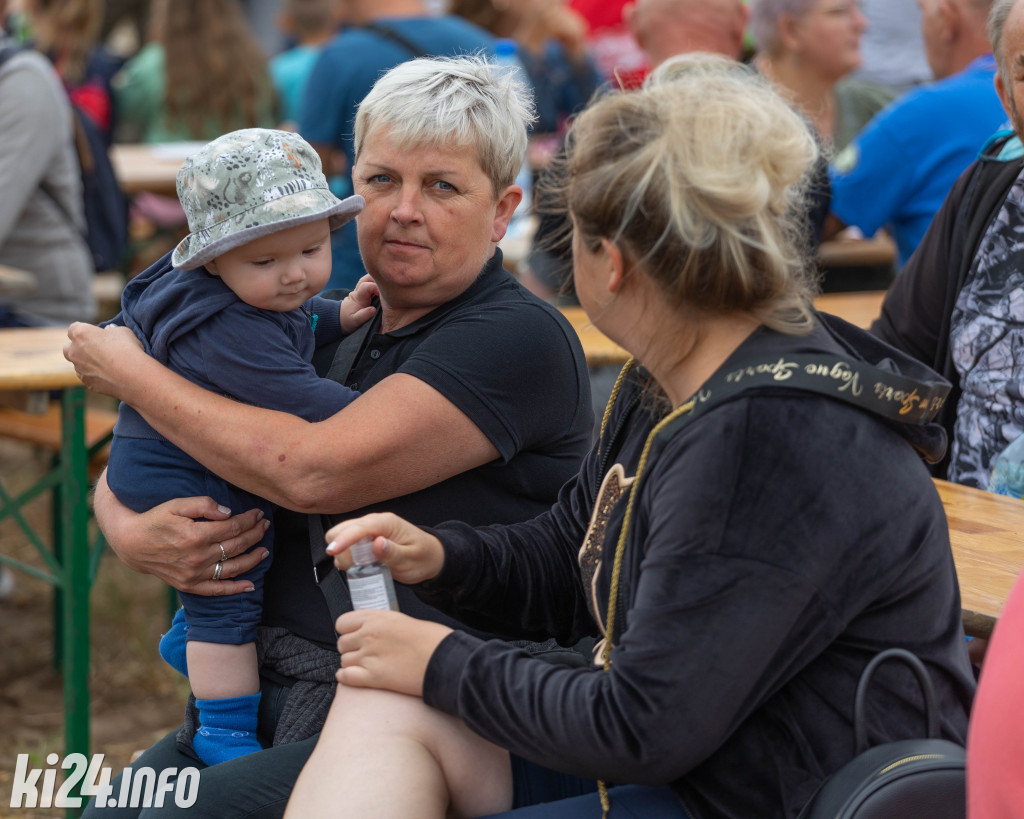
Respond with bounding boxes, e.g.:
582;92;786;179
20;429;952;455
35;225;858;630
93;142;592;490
263;251;593;646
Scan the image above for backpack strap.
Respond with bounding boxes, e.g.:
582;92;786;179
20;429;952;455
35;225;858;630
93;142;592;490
360;23;428;58
308;315;378;620
854;648;940;754
38;173;91;256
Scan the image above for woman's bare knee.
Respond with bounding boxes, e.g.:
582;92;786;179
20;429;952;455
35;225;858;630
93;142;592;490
324;684;512;817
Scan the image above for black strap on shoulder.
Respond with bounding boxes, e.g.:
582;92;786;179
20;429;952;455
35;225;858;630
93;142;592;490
309;316;377;620
360;22;428;58
41;108;96;220
655;348;949;445
39;177;89;248
324;314;375;384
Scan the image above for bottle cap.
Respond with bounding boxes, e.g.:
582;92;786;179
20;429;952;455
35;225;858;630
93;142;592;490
350;537;376;566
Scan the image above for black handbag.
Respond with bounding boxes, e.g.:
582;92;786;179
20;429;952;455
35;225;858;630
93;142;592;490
796;648;966;819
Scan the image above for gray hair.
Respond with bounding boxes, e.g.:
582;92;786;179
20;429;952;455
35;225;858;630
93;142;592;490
353;55;536;195
990;0;1019;77
749;0;817;55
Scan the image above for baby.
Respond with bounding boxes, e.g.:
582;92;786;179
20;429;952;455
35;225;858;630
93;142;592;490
104;128;371;765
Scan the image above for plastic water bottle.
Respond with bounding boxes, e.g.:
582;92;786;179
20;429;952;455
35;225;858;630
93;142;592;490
346;537;399;611
492;38;534;238
988;434;1024;498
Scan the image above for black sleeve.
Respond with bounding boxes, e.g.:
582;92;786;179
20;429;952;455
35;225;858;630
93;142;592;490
870;156;1022;477
397;299;591;460
420;396;963;787
413;445;600;644
870;161;976;372
420;401;842;784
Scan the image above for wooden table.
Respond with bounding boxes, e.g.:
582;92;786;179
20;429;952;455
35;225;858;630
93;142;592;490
935;479;1024;638
110;142;202;196
561;291;887;366
0;327;103;784
817;233;897;292
0;264;36;297
814;290;885;330
818;233;897;268
559;306;628;367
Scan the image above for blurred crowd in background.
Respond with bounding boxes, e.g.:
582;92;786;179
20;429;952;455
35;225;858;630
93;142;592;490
2;0;1002;306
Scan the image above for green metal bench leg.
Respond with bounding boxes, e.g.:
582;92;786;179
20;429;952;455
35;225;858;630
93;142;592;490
0;387;94;817
53;460;63;672
59;387;91;817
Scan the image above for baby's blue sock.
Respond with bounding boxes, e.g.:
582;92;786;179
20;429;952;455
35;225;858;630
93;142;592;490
158;608;189;677
193;693;262;766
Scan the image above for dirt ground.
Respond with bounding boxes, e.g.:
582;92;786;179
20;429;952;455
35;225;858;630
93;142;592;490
0;438;187;818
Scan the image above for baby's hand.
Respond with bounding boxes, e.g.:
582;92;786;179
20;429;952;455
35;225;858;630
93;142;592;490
339;275;379;333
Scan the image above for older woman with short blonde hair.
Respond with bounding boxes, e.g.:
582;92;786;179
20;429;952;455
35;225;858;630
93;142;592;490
65;55;593;818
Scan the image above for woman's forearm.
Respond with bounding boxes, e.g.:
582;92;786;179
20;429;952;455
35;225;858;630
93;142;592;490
67;324;499;514
137;371;498;515
67;323;350;507
114;352;343;509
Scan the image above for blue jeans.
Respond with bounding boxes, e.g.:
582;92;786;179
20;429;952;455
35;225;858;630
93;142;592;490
488;784;690;817
497;754;689;817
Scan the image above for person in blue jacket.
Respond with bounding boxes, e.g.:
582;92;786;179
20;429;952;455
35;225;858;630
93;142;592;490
104;127;371;766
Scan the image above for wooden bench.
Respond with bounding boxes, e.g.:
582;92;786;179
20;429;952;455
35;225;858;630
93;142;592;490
0;402;118;471
94;270;126;321
0;396;180;625
0;264;35;296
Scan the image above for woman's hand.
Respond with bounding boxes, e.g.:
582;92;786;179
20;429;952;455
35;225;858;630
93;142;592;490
93;470;270;595
325;512;444;585
338;274;379;334
63;322;145;400
336;610;452;696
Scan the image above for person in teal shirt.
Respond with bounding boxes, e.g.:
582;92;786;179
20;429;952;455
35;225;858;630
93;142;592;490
270;0;340;128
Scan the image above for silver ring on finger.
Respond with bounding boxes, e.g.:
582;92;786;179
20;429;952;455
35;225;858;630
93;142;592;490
213;562;223;581
218;543;227;563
